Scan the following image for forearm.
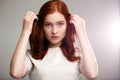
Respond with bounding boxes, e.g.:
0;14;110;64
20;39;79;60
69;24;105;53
70;14;98;79
78;33;98;79
10;31;30;78
10;11;38;78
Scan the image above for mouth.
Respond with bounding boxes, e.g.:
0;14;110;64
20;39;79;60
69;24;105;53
51;36;59;40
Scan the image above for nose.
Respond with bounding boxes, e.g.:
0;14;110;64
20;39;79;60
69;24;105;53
52;26;58;34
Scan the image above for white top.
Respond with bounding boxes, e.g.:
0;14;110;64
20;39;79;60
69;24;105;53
25;47;81;80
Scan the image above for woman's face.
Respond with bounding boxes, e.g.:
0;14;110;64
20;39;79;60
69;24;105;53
43;12;67;47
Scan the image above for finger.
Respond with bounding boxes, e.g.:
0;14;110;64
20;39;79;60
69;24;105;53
71;15;85;27
71;14;80;20
71;14;84;22
24;11;37;21
24;11;33;19
70;15;77;23
29;11;37;19
27;13;35;22
29;13;38;21
70;19;77;26
26;13;37;23
34;15;38;20
29;16;37;24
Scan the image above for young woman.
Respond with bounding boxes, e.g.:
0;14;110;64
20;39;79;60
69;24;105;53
10;0;98;80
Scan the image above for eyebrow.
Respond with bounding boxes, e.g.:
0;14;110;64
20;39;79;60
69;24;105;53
44;20;65;23
57;20;65;23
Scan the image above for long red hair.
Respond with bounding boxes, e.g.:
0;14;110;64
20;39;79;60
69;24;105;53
29;0;80;61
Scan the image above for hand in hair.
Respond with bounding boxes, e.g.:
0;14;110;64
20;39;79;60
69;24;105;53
70;14;86;37
23;11;38;35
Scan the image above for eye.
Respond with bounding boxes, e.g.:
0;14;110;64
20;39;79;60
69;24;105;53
44;23;52;27
58;22;64;26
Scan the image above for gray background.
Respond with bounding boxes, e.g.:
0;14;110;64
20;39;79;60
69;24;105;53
0;0;119;80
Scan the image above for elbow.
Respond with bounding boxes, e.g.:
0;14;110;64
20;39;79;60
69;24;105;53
10;72;22;79
87;73;98;80
82;67;99;80
87;63;99;79
87;71;99;80
10;70;26;79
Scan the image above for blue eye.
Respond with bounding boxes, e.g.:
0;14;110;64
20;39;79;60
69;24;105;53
58;23;64;26
44;23;52;27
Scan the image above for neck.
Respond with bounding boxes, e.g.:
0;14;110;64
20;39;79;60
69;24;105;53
48;42;61;48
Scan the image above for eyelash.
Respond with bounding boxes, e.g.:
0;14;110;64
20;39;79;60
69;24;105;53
44;23;52;27
44;22;64;27
58;23;64;26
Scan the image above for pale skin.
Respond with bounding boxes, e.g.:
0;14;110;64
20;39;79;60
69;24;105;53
10;11;98;80
43;12;67;47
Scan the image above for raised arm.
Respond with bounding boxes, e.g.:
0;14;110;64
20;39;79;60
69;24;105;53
70;14;98;80
10;11;38;79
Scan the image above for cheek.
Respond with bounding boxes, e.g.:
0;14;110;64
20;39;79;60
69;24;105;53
61;25;67;34
59;26;67;37
43;28;51;38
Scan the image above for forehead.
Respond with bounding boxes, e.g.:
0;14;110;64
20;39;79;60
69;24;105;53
44;12;66;22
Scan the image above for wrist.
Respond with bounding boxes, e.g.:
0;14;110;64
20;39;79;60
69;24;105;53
22;30;31;37
77;31;87;38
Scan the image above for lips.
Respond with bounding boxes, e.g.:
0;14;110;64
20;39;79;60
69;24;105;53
51;36;59;40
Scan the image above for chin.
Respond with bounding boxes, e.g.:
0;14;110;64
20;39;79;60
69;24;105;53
49;41;62;46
